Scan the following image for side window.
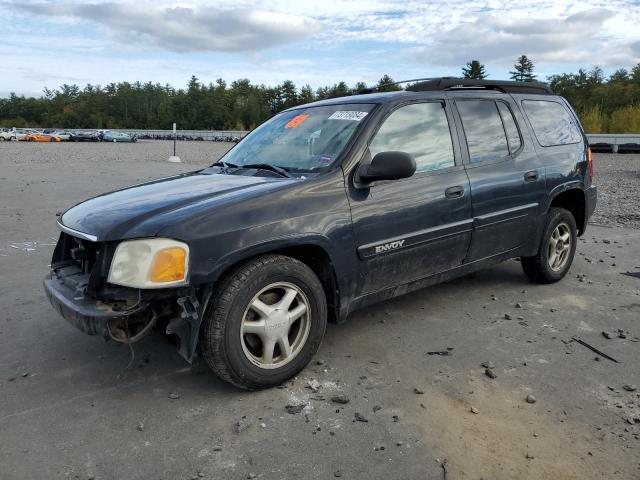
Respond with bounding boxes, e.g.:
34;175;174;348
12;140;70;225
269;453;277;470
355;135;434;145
457;100;509;163
522;100;582;147
496;102;522;154
369;102;455;173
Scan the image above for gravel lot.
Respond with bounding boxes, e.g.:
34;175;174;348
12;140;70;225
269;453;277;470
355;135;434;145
592;154;640;229
1;141;639;480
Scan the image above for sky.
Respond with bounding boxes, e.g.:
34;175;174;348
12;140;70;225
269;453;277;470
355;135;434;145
2;0;640;97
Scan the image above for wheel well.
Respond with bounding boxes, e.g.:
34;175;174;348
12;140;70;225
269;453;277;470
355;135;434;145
211;244;340;323
272;245;339;323
550;189;586;235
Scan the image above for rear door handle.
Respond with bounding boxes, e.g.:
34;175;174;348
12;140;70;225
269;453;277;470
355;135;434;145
445;185;464;198
524;171;538;182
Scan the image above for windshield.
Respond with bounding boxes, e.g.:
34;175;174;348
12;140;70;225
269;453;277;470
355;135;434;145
218;103;376;173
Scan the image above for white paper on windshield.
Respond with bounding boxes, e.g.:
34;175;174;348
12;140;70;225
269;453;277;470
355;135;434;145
328;111;368;121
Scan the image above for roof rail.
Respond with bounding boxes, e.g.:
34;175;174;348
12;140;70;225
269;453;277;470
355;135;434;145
405;78;552;95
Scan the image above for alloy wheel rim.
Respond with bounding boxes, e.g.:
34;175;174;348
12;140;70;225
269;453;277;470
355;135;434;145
548;222;571;271
240;282;311;369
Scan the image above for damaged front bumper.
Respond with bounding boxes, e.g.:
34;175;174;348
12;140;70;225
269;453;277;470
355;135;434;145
43;265;210;363
43;270;150;339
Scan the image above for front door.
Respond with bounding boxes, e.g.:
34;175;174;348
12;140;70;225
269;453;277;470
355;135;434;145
348;100;473;297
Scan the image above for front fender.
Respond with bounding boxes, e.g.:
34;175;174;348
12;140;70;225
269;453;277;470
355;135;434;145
204;234;339;283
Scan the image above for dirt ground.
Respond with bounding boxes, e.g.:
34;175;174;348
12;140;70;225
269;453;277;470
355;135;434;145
0;141;639;480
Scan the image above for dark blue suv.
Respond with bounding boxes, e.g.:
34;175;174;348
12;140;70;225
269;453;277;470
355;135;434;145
44;78;597;389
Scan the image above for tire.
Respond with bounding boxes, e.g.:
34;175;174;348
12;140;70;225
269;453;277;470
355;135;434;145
200;254;327;390
50;137;56;142
0;137;4;142
521;207;577;284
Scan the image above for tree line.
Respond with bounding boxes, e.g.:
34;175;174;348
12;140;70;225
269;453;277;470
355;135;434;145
1;57;640;133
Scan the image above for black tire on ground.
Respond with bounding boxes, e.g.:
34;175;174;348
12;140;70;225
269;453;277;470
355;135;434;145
199;254;327;390
521;207;577;284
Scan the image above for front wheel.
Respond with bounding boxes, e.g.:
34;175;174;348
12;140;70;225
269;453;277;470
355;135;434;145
521;207;577;284
200;254;327;390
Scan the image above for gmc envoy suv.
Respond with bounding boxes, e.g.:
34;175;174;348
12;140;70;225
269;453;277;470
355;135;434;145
44;78;597;389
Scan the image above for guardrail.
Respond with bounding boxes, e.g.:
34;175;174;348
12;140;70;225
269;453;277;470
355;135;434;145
586;134;640;153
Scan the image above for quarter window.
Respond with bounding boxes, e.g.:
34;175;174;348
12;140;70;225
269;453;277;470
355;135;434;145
522;100;581;147
496;102;522;154
457;100;510;163
369;102;455;173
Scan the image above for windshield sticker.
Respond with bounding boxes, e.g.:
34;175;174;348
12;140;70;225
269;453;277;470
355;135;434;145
285;114;309;129
328;111;368;121
319;155;333;165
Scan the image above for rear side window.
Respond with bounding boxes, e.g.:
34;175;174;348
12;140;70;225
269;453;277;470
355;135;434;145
496;102;522;154
522;100;581;147
369;102;455;173
457;100;509;163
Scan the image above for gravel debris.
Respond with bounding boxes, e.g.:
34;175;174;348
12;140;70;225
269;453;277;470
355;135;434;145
234;417;253;433
354;412;368;423
330;394;350;404
285;402;307;414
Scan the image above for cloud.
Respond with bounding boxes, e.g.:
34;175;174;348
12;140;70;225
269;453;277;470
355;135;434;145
11;2;322;52
408;7;639;68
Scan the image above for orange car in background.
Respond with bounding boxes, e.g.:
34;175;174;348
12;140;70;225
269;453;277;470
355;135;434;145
25;132;61;142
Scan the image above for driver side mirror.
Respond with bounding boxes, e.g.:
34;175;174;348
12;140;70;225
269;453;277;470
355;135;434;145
357;151;416;184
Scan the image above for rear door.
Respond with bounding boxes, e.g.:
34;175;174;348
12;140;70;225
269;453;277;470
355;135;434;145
453;96;546;262
348;100;472;296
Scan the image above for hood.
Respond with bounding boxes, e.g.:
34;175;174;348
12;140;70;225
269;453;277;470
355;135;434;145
60;171;292;241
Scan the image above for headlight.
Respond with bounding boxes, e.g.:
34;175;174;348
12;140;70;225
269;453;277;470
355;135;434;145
108;238;189;289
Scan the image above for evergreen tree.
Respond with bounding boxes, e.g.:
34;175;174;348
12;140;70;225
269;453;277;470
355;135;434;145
509;55;536;82
354;81;367;92
462;60;487;79
299;84;315;104
377;74;402;91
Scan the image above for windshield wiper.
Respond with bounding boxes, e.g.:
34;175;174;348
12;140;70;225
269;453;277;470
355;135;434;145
240;163;292;178
211;161;238;173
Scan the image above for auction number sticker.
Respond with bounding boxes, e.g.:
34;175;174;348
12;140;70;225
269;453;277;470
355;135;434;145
328;111;368;121
285;114;309;129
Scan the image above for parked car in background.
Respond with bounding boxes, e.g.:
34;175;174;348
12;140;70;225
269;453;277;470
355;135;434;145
102;131;137;143
26;132;61;142
52;130;72;141
15;128;38;141
0;128;17;141
69;131;101;142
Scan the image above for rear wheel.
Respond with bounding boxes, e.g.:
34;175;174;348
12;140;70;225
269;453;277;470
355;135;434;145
521;207;577;283
200;254;327;390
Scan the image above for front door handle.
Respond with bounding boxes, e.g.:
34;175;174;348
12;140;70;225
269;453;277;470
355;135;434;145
524;170;538;182
445;185;464;198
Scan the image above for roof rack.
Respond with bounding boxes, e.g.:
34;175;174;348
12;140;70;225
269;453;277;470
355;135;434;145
405;78;552;95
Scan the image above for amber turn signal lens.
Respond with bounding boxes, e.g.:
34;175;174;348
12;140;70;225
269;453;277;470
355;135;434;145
150;247;186;283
